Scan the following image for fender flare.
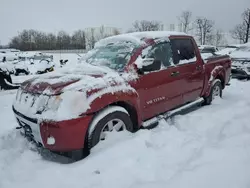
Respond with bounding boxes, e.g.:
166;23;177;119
85;86;140;114
83;85;141;131
204;65;225;96
87;106;129;138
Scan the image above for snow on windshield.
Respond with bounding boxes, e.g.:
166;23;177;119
79;42;137;72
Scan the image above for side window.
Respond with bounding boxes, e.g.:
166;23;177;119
146;42;173;68
170;38;196;65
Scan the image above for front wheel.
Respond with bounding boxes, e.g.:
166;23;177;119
203;79;222;105
89;107;134;149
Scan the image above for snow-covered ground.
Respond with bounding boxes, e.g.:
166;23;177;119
1;79;250;188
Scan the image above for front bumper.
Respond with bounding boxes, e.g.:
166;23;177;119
13;106;93;152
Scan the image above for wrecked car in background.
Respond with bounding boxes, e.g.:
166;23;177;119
229;43;250;79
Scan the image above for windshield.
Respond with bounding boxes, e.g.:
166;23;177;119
83;44;135;72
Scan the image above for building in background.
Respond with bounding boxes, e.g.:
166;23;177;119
84;26;121;49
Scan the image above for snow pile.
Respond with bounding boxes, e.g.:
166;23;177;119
1;79;250;188
179;57;197;64
0;62;15;73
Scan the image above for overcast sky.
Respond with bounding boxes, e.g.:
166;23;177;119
1;0;249;44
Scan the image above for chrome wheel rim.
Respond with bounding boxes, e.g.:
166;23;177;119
212;85;220;99
100;119;126;141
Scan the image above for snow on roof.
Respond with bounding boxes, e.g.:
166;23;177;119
95;31;188;47
125;31;188;39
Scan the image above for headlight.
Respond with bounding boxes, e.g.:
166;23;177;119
35;95;49;113
46;95;62;111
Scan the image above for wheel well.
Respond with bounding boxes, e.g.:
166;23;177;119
215;74;225;89
112;101;139;132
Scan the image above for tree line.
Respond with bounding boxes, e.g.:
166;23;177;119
4;8;250;51
8;29;86;51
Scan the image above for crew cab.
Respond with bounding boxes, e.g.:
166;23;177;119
12;31;231;160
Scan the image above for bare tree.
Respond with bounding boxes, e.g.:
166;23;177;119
242;8;250;43
231;24;247;43
112;28;121;35
99;25;105;39
214;30;223;46
231;8;250;43
132;20;161;32
196;17;214;45
85;28;96;49
95;26;108;41
178;11;192;33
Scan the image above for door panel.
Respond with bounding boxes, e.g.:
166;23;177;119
131;41;189;121
135;66;185;120
182;61;204;102
170;38;204;103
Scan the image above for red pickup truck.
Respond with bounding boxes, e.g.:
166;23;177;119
12;31;231;160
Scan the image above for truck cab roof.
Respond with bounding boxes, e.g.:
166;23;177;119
95;31;190;48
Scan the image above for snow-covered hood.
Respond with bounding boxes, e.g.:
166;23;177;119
21;74;82;95
14;63;138;121
21;63;136;95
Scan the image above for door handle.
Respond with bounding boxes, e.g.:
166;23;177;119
171;71;180;76
196;65;202;71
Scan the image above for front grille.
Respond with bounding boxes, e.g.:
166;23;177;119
15;89;50;115
13;106;43;146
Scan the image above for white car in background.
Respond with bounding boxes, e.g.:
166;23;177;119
216;45;239;55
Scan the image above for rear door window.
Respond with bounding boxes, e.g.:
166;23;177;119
170;38;196;65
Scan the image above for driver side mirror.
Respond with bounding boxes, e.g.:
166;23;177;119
138;58;161;74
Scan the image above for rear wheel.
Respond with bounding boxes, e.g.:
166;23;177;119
203;79;222;105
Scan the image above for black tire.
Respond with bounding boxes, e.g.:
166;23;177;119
203;79;222;105
89;109;133;149
25;70;30;75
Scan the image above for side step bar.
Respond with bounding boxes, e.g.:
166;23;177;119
142;98;204;129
